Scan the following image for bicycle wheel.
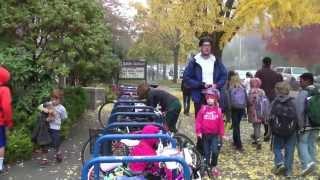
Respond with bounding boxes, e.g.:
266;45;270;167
81;138;91;165
98;102;114;128
173;133;201;169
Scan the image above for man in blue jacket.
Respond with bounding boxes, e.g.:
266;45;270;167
183;36;228;117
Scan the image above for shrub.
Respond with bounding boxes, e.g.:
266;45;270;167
6;128;33;163
6;87;88;162
61;87;88;137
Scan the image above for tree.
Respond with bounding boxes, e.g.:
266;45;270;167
265;25;320;66
132;0;320;61
0;0;119;86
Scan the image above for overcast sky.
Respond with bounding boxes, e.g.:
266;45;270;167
120;0;147;18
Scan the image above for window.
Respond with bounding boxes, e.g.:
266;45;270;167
284;68;292;74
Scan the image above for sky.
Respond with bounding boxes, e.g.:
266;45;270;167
120;0;147;18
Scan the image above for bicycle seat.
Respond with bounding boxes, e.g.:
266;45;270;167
120;139;140;147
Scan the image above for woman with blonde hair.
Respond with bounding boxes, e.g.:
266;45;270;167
137;83;181;132
227;73;248;151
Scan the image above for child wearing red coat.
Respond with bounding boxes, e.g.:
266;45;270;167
0;66;13;173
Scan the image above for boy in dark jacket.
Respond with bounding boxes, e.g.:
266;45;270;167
0;66;13;173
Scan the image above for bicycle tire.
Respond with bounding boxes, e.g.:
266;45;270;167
81;138;91;165
173;133;201;169
98;101;114;128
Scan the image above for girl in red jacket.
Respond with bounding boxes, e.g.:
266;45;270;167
195;88;224;177
0;66;13;173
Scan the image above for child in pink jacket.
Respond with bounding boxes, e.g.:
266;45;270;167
129;125;161;177
196;88;224;177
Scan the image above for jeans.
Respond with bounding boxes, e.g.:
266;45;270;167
253;123;261;142
231;108;245;148
297;129;319;169
272;133;296;176
182;92;191;114
202;134;220;167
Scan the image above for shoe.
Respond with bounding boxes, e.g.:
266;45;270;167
264;136;270;142
301;162;316;176
40;159;49;166
272;164;286;175
184;112;189;116
211;167;221;177
235;147;244;153
56;153;63;163
251;141;258;145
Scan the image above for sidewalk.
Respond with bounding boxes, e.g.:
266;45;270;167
2;110;98;180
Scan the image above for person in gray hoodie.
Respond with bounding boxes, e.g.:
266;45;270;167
295;73;319;176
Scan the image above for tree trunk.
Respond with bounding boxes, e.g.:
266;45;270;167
156;63;160;80
211;31;224;59
173;45;180;83
162;64;167;80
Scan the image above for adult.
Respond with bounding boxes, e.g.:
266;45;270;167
0;66;13;174
181;79;191;116
255;57;283;141
183;36;228;117
183;36;228;154
137;84;181;133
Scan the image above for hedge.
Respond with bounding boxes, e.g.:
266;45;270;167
6;87;88;162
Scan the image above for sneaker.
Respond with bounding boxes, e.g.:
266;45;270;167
272;164;286;175
250;134;255;140
211;167;221;177
301;162;316;176
40;158;49;166
56;153;63;163
263;136;270;142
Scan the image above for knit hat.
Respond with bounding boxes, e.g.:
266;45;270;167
0;66;10;85
250;78;262;89
275;81;290;95
202;88;220;99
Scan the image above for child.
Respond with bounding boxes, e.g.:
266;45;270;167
38;89;68;165
247;78;268;150
228;73;247;151
0;66;13;174
269;81;297;177
295;73;319;176
137;83;181;133
129;125;161;179
195;88;224;177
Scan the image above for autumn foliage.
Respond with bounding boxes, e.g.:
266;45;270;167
266;25;320;66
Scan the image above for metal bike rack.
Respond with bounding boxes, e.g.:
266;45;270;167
81;156;191;180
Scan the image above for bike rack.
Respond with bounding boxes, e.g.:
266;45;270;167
106;122;166;131
91;134;177;179
93;134;176;158
82;156;191;180
108;112;163;124
112;105;155;114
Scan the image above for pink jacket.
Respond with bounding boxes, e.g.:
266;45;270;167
195;105;224;137
129;125;160;173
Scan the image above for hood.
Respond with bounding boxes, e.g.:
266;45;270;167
0;67;10;85
141;125;160;147
250;78;261;89
275;95;292;103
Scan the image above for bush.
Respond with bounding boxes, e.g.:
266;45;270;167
6;87;88;162
61;87;88;138
6;128;33;163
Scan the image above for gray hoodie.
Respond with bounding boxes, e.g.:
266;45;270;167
294;85;316;130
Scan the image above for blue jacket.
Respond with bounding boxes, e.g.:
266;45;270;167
183;56;228;103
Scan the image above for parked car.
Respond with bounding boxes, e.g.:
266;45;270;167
274;66;309;81
236;70;256;80
315;75;320;88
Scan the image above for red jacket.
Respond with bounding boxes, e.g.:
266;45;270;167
195;105;224;137
0;67;13;128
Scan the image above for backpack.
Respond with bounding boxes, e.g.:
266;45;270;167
269;97;298;137
230;86;247;109
306;88;320;127
248;89;269;122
